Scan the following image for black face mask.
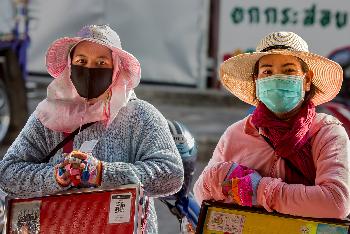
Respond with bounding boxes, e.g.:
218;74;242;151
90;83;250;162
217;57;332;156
70;65;113;99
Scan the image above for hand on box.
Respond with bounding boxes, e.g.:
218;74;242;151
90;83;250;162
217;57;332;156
54;150;102;188
221;163;261;207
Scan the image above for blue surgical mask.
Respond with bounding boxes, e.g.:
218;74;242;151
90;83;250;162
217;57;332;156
256;74;305;113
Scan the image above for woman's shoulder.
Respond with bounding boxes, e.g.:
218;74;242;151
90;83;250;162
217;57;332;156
222;116;251;138
125;97;162;114
227;116;250;130
8;112;56;154
312;112;342;129
310;112;345;137
122;97;166;124
23;112;49;133
314;112;342;125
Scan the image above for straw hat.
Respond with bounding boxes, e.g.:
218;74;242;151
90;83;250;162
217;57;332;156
45;24;140;89
220;31;343;106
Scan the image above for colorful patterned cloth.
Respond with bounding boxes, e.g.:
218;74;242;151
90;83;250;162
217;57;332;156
55;151;102;187
222;163;261;207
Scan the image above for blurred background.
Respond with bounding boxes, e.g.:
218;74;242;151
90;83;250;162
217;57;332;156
0;0;350;233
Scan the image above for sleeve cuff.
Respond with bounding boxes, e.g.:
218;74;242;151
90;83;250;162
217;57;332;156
257;177;283;212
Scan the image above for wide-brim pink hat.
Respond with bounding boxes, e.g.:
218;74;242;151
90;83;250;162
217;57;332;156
45;24;141;89
220;31;343;106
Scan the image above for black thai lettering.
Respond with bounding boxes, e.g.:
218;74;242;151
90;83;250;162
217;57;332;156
320;10;331;27
336;11;348;29
265;7;277;24
248;7;259;23
227;5;348;29
292;11;298;24
231;7;244;23
304;4;316;26
281;8;292;25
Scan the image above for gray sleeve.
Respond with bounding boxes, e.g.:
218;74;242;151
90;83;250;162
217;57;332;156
101;104;184;197
0;190;4;234
0;114;70;198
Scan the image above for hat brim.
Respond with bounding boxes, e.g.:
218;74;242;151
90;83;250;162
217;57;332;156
45;37;141;89
220;50;343;106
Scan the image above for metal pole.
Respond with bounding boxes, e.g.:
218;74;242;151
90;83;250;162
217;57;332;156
207;0;220;89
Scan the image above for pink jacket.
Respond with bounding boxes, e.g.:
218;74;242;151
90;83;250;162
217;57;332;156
194;113;350;218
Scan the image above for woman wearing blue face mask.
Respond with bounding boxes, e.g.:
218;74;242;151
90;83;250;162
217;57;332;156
254;54;312;118
194;32;350;219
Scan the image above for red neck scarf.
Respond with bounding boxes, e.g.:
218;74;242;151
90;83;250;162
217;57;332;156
251;101;316;185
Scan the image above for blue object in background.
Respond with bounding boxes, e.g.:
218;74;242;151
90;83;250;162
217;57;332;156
247;106;256;115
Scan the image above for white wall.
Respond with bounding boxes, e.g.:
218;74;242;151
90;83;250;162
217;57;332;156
26;0;210;87
0;0;15;35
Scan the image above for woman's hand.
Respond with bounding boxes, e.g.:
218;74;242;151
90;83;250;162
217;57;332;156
221;163;262;207
54;162;71;187
54;150;102;187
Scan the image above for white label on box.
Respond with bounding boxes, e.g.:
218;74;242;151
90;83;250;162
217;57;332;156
108;193;132;224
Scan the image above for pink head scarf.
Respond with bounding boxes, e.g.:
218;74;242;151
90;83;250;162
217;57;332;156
35;25;141;133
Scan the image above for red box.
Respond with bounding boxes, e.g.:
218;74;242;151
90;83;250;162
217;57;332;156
5;184;145;234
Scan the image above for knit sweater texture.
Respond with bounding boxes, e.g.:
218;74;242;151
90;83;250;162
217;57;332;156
0;97;184;233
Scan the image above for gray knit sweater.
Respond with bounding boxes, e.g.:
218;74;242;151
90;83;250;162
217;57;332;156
0;97;184;233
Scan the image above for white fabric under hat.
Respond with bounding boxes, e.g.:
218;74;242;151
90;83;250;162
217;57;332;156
35;25;141;132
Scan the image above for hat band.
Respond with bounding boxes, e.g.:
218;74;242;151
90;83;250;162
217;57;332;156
260;45;292;52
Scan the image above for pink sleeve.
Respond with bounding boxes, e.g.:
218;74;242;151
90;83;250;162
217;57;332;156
257;124;350;219
193;132;232;205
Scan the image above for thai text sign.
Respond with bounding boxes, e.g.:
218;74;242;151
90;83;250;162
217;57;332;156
219;0;350;62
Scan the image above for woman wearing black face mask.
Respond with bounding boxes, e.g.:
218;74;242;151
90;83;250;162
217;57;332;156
0;25;184;234
69;41;114;101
